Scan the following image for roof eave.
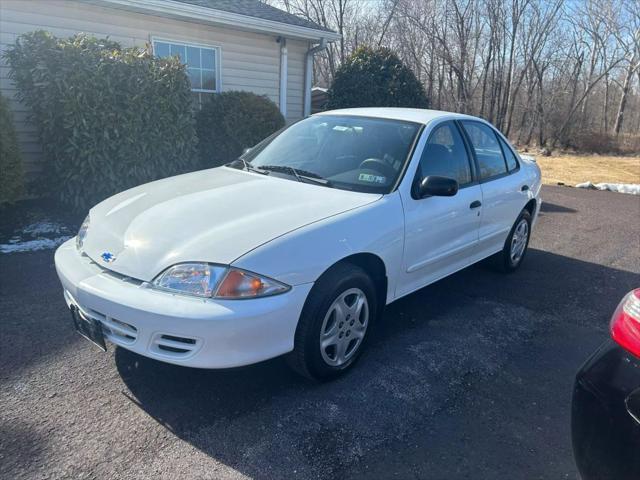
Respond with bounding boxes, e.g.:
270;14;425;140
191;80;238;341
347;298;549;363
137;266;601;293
91;0;341;42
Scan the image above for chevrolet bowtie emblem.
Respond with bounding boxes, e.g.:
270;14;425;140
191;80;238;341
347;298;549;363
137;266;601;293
101;252;116;263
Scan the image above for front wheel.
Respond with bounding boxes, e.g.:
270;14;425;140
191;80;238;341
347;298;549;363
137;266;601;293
498;210;532;272
287;263;377;380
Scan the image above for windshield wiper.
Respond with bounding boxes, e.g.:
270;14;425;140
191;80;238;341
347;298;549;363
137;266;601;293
258;165;332;187
226;158;268;175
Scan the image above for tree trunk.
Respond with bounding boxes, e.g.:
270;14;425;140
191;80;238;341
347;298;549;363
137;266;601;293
613;62;635;135
602;72;609;133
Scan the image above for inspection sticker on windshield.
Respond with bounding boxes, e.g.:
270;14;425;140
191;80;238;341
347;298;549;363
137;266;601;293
358;173;386;184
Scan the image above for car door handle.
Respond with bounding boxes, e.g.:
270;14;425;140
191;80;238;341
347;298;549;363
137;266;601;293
469;200;482;209
521;185;529;192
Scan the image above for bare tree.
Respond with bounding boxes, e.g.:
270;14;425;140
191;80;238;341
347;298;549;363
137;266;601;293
613;2;640;135
267;0;640;150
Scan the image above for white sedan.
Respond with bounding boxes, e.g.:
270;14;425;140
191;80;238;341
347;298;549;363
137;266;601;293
55;108;541;380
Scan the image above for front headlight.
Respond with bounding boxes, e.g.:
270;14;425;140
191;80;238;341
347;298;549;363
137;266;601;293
151;263;290;299
76;214;90;250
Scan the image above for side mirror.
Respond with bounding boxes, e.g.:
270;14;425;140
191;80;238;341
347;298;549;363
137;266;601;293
417;175;459;198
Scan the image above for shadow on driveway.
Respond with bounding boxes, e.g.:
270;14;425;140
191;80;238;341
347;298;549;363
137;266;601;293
539;202;578;214
114;249;638;479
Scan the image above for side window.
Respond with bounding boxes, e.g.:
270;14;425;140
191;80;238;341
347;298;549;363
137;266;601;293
497;136;519;172
418;122;472;185
461;121;508;180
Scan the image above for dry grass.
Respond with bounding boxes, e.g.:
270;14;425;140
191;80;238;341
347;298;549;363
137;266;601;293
529;153;640;186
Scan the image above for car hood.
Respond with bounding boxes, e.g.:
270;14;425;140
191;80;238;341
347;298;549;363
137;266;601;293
82;167;380;281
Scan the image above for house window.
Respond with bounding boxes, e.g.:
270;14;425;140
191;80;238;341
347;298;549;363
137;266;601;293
153;39;219;107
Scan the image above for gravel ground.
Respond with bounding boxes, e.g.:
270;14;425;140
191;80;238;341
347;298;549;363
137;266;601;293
1;186;639;479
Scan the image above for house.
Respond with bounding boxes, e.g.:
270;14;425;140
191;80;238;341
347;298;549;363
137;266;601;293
0;0;339;177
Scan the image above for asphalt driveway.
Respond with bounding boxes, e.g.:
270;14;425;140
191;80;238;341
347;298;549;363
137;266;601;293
1;185;639;479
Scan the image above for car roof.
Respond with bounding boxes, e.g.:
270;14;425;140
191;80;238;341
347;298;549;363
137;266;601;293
314;107;481;126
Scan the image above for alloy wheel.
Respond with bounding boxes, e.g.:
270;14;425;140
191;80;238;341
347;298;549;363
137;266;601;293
510;218;529;264
319;287;369;367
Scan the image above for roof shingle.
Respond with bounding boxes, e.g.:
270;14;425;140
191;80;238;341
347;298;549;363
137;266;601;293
174;0;334;33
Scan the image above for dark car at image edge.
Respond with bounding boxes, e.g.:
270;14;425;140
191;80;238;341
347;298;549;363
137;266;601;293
572;288;640;480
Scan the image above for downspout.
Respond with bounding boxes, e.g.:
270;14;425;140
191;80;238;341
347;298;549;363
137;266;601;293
278;37;287;118
304;38;328;117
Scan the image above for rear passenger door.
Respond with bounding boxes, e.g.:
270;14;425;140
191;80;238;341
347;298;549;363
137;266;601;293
459;121;526;256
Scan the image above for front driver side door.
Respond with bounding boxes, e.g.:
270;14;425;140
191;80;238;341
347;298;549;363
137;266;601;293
397;121;483;298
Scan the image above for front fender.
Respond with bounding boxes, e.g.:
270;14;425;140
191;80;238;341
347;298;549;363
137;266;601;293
231;193;405;305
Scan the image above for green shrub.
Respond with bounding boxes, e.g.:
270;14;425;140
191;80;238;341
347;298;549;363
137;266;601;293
0;94;24;205
196;91;284;168
4;31;198;211
327;46;429;110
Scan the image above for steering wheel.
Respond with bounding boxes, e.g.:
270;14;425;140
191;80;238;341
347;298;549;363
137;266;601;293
358;158;396;179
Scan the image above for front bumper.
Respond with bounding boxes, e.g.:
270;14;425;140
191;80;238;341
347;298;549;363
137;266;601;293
54;239;312;368
571;340;640;480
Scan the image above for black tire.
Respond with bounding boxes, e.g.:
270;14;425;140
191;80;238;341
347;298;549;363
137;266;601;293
496;209;532;273
287;263;378;380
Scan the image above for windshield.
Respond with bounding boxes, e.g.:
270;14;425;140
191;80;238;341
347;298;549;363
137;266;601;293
236;115;422;194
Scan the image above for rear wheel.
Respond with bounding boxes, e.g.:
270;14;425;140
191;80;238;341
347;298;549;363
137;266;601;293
287;263;377;380
497;210;532;272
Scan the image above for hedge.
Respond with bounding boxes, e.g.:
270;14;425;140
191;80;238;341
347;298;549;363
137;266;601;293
4;31;198;211
0;94;24;206
196;91;284;168
327;46;429;110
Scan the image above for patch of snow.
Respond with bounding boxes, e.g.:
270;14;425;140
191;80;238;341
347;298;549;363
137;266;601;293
575;182;640;195
0;220;73;254
0;236;72;253
22;221;67;236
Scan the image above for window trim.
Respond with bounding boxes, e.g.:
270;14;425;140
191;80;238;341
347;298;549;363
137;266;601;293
411;120;477;199
458;120;514;184
151;37;222;94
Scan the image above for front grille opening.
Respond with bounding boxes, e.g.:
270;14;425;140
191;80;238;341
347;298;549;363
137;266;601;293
101;316;138;344
158;344;190;353
64;290;138;346
87;259;144;285
151;333;200;358
160;334;196;345
104;328;136;341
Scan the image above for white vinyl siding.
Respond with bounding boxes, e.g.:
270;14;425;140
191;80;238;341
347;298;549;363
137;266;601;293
0;0;308;177
286;40;308;123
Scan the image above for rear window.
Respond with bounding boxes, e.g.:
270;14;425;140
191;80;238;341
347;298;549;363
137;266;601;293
497;136;519;172
461;121;508;180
